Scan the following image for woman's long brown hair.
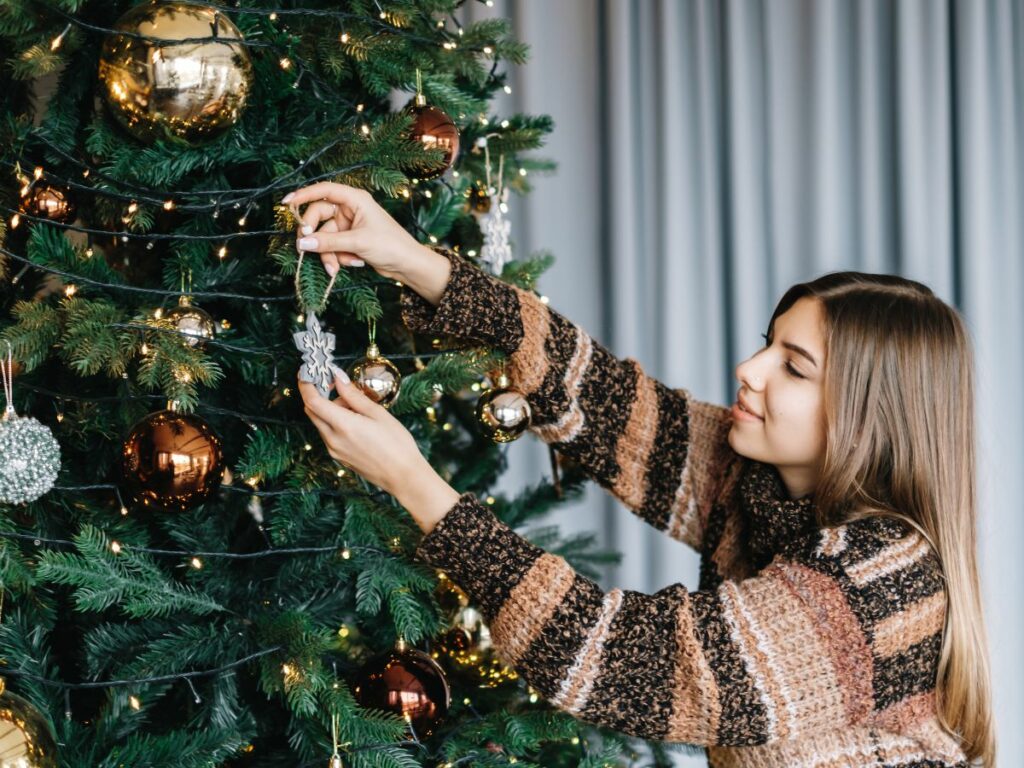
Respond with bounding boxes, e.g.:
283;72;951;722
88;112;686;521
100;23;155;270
770;272;994;766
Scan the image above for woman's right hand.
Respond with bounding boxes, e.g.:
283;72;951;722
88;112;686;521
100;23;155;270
281;181;423;281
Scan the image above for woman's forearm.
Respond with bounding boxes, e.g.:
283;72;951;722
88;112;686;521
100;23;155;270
399;244;452;307
391;458;462;535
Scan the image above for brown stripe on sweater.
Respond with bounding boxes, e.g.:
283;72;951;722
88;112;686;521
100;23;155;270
689;590;771;745
707;727;946;767
872;591;946;658
666;589;722;744
608;362;659;511
847;533;932;587
873;632;943;711
668;397;735;550
551;588;624;714
636;379;692;532
578;586;690;741
776;562;875;724
512;305;579;428
531;330;591;443
850;550;945;625
505;287;552;396
489;553;576;667
516;573;606;699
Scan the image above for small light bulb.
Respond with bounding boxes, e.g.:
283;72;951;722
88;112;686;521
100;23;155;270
9;214;19;228
191;557;203;569
340;32;350;43
153;308;163;319
111;541;122;554
120;506;129;516
338;625;350;637
504;85;513;94
279;57;291;69
519;168;527;176
163;200;174;210
423;190;432;198
303;443;312;451
129;695;141;710
341;548;351;559
218;246;227;259
269;12;277;20
483;46;493;54
296;313;304;323
485;496;495;505
33;167;43;179
428;234;438;243
337;468;346;477
361;124;370;135
540;295;550;304
64;284;77;297
55;412;64;423
500;119;510;128
85;247;94;258
140;343;149;355
238;216;246;226
127;201;138;214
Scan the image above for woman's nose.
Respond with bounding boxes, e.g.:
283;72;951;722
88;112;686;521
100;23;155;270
735;357;765;391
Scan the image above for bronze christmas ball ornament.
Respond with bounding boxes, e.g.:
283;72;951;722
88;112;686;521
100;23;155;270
353;640;450;737
19;182;77;224
164;296;215;348
121;408;224;511
98;1;253;144
475;373;531;443
347;342;401;409
0;679;59;768
406;94;460;181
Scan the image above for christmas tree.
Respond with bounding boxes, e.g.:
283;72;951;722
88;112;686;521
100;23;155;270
0;1;686;765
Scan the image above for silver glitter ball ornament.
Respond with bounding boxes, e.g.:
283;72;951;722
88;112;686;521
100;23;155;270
0;414;61;504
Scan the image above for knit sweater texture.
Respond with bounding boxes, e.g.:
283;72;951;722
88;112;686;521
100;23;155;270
400;248;969;768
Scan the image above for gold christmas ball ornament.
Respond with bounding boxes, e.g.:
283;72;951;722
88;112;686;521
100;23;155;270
164;296;215;348
98;1;253;144
347;342;401;409
406;94;460;181
121;408;224;512
475;373;531;443
19;182;78;224
467;182;492;213
0;679;59;768
353;639;450;737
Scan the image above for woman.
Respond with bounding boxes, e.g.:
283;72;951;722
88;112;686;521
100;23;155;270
286;182;994;767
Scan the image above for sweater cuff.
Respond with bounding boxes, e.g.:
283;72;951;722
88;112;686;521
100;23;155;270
400;248;525;357
414;492;544;623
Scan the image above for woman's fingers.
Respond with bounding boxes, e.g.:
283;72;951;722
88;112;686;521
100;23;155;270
299;200;345;234
282;181;369;212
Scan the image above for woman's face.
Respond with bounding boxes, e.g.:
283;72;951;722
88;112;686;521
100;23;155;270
727;296;827;499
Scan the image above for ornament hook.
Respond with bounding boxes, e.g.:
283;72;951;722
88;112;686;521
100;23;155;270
2;340;16;421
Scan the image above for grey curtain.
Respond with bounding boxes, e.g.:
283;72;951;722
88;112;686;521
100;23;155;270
466;1;1023;764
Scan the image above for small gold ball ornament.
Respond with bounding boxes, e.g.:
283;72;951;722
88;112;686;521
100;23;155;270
0;679;59;767
19;182;78;224
347;342;401;409
467;182;492;213
475;373;531;443
98;1;253;144
164;296;215;348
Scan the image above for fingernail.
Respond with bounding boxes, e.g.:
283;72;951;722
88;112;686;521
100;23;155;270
332;364;351;384
297;237;317;250
324;262;338;277
282;192;294;203
301;224;313;235
350;259;366;267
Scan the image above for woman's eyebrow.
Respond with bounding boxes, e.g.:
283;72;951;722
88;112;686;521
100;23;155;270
781;341;819;368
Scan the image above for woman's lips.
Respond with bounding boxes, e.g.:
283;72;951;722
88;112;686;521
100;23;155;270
731;401;764;422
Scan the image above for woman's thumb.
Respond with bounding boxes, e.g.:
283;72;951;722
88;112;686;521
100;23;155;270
331;365;377;414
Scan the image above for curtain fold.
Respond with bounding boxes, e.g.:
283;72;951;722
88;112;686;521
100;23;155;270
467;1;1023;763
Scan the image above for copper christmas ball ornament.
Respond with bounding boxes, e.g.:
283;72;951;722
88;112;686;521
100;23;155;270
0;680;59;767
347;343;401;409
353;641;450;736
406;95;460;181
475;374;531;443
98;1;253;144
19;183;77;224
121;409;224;511
164;297;215;348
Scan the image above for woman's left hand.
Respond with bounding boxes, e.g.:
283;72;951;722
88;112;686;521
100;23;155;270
298;367;423;497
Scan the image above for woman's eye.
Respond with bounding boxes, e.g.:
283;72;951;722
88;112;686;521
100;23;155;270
785;362;805;379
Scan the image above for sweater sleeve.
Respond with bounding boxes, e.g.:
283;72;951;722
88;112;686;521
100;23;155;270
401;247;739;552
415;493;948;747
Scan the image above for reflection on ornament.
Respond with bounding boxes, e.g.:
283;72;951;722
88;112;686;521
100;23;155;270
98;1;253;144
475;373;531;443
165;296;215;348
353;640;449;737
121;408;223;511
19;183;77;224
348;342;401;409
0;679;59;767
406;94;459;181
434;606;519;689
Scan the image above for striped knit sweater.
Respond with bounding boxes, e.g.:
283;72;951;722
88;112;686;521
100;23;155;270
400;248;969;768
